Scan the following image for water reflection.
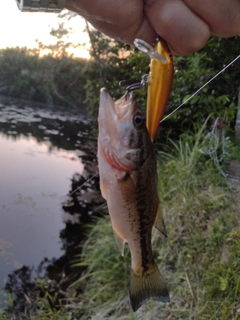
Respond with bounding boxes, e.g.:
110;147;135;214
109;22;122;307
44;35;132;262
0;135;81;278
4;171;104;316
0;96;104;314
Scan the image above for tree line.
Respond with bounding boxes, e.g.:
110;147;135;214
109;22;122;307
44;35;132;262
0;23;239;140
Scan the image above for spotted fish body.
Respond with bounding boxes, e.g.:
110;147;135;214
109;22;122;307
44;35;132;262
97;88;169;311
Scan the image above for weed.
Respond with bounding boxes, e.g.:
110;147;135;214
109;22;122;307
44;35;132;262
70;216;131;319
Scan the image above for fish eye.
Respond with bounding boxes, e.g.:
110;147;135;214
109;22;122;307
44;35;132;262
134;113;145;126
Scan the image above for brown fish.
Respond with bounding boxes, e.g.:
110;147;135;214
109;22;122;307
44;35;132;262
97;88;169;312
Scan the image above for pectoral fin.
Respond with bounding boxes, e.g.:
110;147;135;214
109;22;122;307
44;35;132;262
112;226;126;256
154;203;167;237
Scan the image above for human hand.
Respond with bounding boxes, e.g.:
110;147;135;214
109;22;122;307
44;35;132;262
65;0;240;55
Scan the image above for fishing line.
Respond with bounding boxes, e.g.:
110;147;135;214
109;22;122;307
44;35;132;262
70;54;240;196
161;54;240;123
69;172;99;196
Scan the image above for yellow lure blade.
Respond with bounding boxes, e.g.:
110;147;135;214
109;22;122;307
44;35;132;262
146;38;173;140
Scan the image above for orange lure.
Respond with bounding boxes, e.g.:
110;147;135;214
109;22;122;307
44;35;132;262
134;38;174;140
146;39;173;140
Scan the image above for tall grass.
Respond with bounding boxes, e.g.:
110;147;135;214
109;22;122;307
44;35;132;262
70;217;132;319
154;134;239;319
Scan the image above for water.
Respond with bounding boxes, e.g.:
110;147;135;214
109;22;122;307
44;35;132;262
0;97;103;308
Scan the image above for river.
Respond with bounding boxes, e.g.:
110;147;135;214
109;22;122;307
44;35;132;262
0;96;103;309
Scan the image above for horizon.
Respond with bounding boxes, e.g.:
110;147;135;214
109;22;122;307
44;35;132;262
0;2;90;58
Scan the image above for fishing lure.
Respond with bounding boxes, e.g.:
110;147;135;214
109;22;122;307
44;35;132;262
134;37;174;140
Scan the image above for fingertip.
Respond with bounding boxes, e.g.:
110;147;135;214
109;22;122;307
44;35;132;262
128;17;157;47
169;26;210;56
145;0;211;56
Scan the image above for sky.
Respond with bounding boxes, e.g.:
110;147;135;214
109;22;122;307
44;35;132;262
0;1;90;58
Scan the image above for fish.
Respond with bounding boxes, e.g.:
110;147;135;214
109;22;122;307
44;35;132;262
97;87;170;312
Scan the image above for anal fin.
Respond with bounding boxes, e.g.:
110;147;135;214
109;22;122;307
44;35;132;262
154;202;167;237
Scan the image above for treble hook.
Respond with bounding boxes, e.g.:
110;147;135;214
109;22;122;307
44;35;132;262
119;74;149;93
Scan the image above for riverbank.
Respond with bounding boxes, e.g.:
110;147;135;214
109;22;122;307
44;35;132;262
1;129;239;320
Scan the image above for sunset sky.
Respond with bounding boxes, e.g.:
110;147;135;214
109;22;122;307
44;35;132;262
0;1;90;58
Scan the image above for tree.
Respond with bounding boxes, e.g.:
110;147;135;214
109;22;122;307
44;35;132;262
82;24;150;128
83;32;240;139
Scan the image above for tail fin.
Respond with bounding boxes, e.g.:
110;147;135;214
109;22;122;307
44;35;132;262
129;264;170;312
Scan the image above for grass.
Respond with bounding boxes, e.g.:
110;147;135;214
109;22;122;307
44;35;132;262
1;126;240;319
229;139;240;161
0;293;73;320
69;217;132;319
153;136;240;320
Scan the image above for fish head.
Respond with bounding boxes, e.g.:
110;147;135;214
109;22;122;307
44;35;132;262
98;88;152;172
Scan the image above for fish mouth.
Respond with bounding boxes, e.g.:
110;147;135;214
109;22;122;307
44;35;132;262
99;88;136;124
115;91;137;120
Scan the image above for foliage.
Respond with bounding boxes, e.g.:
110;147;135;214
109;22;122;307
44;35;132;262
163;36;240;140
0;25;239;141
69;216;131;319
229;140;240;161
83;33;240;139
83;25;149;129
0;47;87;107
154;131;239;319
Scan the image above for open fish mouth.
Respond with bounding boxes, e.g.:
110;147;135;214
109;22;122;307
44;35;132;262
99;88;136;122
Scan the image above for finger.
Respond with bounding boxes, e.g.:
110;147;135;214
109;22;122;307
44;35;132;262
145;0;211;55
66;0;156;45
183;0;240;37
